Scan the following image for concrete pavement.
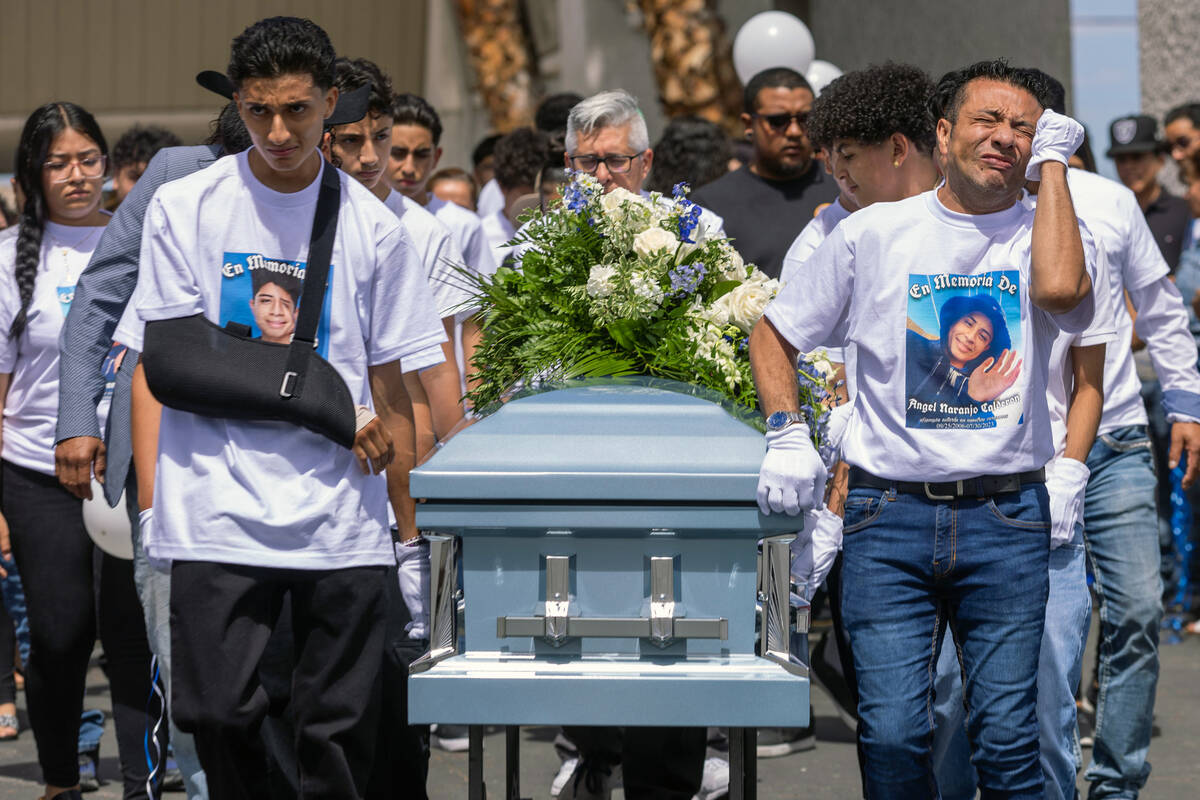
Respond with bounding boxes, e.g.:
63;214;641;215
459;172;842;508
0;620;1197;799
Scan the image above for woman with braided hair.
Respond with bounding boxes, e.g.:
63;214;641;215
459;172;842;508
0;102;160;800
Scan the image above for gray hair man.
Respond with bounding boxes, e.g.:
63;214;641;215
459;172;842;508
561;90;723;242
564;90;652;195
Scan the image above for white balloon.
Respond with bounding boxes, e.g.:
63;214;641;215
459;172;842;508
806;60;843;96
82;479;133;560
732;11;815;86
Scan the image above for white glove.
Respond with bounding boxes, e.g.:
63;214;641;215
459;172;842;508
757;423;828;516
789;508;844;601
1025;109;1085;181
1044;456;1090;549
824;403;853;452
395;537;431;640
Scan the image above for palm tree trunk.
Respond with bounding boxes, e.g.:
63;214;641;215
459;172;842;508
451;0;538;132
636;0;742;133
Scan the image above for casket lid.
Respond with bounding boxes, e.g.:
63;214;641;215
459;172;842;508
411;379;768;502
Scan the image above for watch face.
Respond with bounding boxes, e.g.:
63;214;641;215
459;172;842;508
766;411;789;430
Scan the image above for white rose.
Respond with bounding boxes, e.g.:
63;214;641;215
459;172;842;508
600;187;642;217
586;264;618;298
721;281;774;333
632;226;680;259
745;267;775;286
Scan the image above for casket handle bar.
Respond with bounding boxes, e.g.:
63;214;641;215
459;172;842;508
496;554;728;646
410;534;460;675
758;535;808;678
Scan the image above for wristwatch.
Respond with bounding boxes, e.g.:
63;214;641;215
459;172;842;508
765;410;806;431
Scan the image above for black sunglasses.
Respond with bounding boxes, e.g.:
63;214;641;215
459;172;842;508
754;112;809;132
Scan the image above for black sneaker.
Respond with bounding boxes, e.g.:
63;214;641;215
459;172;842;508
756;720;815;758
431;723;471;752
1077;701;1095;748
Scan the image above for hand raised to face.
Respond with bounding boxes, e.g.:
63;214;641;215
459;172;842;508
967;348;1021;403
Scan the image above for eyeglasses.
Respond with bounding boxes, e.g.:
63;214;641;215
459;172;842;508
754;112;809;132
568;152;644;174
43;154;106;183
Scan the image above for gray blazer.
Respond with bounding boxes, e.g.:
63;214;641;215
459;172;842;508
56;144;222;507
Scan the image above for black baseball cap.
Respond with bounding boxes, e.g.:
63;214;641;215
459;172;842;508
195;70;371;127
1106;114;1164;158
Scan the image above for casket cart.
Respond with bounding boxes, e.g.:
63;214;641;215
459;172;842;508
408;380;809;799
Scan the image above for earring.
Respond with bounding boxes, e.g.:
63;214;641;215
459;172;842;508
893;160;900;167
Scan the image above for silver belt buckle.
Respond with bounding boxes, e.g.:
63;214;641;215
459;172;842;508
924;480;963;501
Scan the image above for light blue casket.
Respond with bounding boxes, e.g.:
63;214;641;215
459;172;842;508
408;379;809;738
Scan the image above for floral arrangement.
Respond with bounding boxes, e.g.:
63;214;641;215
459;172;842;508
462;172;837;437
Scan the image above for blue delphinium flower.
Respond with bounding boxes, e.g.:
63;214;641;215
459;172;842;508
562;170;595;216
667;261;707;298
677;204;703;243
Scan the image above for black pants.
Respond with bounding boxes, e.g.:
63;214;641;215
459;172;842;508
561;725;706;800
259;573;431;800
169;560;387;800
366;574;430;800
1;460;159;796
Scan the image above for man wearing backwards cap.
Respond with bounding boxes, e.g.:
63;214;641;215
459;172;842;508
53;31;372;800
1108;114;1190;271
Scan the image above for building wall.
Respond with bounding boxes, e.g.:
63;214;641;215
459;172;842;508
1139;0;1200;125
0;0;427;171
806;0;1072;98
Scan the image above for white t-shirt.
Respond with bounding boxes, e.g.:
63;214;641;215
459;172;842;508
427;194;497;280
124;151;447;569
481;208;517;270
0;220;108;474
383;190;472;321
780;197;854;366
477;177;504;218
764;189;1097;481
1038;225;1119;455
780;197;852;286
1058;168;1200;433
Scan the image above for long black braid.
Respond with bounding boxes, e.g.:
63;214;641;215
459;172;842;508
10;102;107;339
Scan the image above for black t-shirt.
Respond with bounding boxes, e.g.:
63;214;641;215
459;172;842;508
1144;189;1191;273
691;162;838;279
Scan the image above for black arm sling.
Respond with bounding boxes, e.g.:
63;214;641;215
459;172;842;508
142;164;356;447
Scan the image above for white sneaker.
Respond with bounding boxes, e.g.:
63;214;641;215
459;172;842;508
557;759;614;800
692;756;729;800
551;756;580;797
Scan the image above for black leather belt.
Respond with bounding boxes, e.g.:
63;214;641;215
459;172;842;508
847;466;1046;500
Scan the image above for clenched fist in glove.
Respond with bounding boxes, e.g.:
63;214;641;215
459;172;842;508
757;423;828;516
395;537;431;640
1025;108;1085;181
789;507;844;601
1044;456;1090;549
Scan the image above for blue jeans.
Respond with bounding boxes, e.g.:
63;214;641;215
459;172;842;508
931;524;1092;800
129;503;208;800
840;485;1050;799
1081;426;1162;798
